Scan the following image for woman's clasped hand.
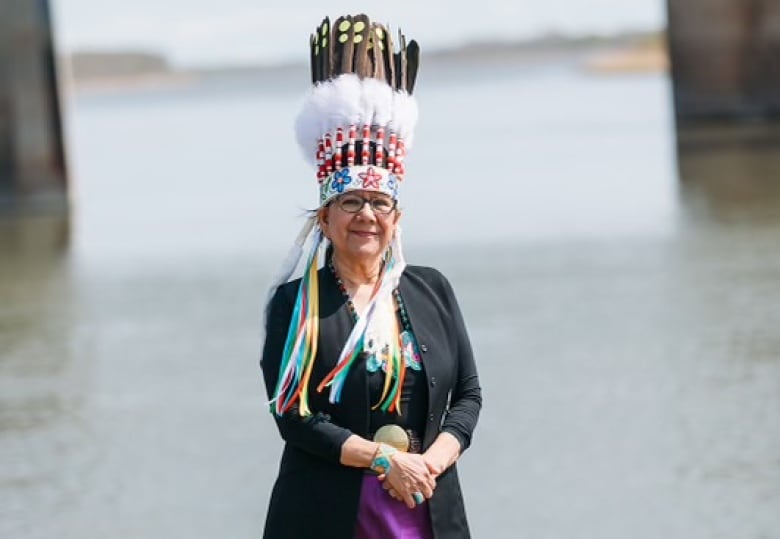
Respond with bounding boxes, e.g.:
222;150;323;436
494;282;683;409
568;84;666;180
378;451;437;508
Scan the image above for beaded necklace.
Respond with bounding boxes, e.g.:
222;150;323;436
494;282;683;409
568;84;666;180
328;258;422;411
394;289;423;372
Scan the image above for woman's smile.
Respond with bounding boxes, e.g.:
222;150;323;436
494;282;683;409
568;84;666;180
350;229;379;238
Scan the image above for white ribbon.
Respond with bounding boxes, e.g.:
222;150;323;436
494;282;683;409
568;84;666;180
327;227;407;402
263;214;318;325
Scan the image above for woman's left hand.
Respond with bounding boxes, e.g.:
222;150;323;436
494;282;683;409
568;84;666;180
422;431;462;478
381;480;424;504
378;452;436;507
383;484;402;501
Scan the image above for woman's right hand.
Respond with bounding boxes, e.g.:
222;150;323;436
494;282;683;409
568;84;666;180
379;452;436;508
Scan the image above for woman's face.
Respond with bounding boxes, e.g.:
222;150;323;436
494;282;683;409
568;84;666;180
319;190;401;264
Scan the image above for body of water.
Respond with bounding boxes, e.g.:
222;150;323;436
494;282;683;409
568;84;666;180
1;61;779;538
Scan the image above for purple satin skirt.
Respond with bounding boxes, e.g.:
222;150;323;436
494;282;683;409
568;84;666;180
354;474;434;539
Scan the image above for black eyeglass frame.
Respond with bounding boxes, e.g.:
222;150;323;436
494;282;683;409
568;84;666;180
333;194;398;215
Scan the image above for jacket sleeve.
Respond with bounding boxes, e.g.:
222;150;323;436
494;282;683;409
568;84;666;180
260;285;354;464
437;272;482;452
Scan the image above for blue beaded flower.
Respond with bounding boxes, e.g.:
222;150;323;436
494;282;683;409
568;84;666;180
387;174;398;197
331;169;352;193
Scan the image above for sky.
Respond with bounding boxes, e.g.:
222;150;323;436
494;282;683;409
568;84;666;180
53;0;666;68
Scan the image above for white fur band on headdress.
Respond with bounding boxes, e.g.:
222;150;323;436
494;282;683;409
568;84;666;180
294;74;418;167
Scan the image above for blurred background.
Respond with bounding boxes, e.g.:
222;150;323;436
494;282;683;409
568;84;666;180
1;1;779;537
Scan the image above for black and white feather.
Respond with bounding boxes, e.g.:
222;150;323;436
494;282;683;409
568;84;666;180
294;14;420;166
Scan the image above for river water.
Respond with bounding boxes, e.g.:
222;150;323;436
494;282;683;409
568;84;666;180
1;60;779;538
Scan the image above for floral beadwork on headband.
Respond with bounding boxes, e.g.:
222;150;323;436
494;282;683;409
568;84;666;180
320;166;399;205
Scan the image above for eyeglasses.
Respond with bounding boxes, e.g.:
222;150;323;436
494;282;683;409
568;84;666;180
335;194;397;215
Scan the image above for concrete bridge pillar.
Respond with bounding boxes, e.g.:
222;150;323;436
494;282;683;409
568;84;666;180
667;0;780;122
0;0;67;213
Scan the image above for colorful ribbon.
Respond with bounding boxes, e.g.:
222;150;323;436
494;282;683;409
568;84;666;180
270;227;407;416
270;228;322;416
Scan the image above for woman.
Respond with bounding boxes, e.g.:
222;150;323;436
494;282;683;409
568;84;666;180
260;14;481;539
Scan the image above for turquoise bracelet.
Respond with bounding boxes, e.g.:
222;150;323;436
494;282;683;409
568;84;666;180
370;443;397;475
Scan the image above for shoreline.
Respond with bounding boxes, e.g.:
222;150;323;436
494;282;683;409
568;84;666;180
65;33;668;96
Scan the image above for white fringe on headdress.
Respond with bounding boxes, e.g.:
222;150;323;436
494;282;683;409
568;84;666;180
324;226;407;403
263;214;318;325
294;74;418;167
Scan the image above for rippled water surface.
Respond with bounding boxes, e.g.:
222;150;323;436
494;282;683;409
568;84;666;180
1;65;779;538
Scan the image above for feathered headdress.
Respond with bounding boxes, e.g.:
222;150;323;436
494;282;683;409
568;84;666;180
296;14;420;203
266;15;420;417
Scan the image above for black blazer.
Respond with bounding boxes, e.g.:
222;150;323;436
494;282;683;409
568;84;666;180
261;265;482;539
